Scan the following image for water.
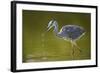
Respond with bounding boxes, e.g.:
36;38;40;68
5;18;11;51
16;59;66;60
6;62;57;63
23;10;91;63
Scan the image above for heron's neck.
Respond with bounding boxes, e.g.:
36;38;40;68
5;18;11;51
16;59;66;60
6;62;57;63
54;24;58;35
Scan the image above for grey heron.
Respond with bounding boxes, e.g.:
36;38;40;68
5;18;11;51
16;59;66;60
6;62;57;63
47;19;85;57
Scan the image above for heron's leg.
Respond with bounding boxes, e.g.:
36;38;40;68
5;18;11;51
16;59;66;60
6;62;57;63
73;41;81;52
71;41;74;58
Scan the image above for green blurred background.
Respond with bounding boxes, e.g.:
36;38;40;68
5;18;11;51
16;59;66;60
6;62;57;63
22;10;91;63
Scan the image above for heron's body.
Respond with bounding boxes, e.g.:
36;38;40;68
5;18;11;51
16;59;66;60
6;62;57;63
47;19;85;56
58;25;85;41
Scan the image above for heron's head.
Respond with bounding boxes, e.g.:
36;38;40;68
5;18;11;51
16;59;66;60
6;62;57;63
47;19;57;31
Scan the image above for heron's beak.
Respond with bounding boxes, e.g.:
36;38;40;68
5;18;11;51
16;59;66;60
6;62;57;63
47;26;52;31
47;19;54;31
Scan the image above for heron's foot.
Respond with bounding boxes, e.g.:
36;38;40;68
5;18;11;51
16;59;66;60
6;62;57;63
71;48;75;59
72;50;74;55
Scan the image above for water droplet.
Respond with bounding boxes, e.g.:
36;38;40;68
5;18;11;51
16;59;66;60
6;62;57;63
42;39;45;42
41;33;45;37
26;59;35;62
42;44;44;47
42;57;47;60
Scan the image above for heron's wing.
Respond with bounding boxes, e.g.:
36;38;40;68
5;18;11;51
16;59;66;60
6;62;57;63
63;25;85;40
58;26;69;37
58;25;85;40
